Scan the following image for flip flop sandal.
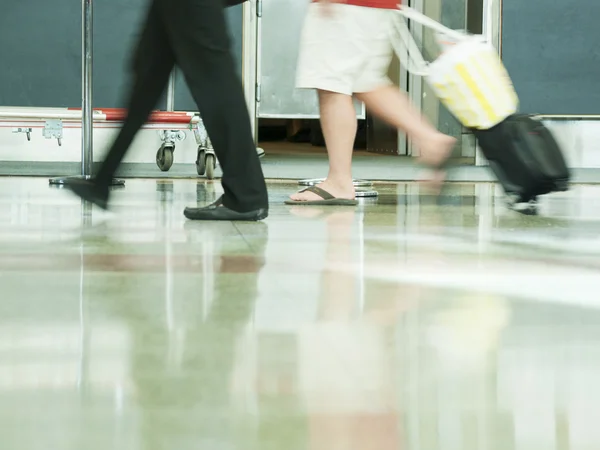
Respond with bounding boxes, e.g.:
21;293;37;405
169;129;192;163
284;186;359;206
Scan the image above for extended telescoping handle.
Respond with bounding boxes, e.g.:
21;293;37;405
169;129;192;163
396;5;469;42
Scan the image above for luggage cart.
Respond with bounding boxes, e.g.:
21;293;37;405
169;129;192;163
0;107;219;180
85;108;218;179
2;0;217;182
161;72;219;179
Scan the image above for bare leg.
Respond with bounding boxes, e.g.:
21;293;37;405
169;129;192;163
290;90;357;202
355;86;456;168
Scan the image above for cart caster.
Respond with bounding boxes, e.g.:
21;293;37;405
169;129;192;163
196;148;217;180
196;149;206;175
205;154;216;180
156;144;174;172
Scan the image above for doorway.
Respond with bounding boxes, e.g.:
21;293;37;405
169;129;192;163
242;0;483;181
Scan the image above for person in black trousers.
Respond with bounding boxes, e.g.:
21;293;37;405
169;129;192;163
68;0;269;221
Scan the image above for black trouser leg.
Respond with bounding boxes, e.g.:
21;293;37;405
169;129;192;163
96;0;175;186
159;0;268;212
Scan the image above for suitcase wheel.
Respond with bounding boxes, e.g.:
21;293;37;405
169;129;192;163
554;179;570;192
508;196;539;215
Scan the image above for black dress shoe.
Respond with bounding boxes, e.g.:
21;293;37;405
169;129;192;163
67;179;110;210
184;196;268;221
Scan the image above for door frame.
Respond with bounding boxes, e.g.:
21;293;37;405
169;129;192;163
242;0;259;144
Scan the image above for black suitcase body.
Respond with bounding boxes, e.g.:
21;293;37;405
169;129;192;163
472;115;570;205
224;0;247;6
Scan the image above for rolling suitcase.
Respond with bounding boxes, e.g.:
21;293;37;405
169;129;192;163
392;7;570;207
472;115;570;205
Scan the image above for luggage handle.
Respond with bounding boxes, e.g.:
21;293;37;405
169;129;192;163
391;5;480;77
390;14;430;76
395;5;471;43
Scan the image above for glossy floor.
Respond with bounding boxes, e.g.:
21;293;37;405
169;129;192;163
1;177;600;450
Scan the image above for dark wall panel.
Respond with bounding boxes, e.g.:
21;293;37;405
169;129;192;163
0;1;243;110
502;0;600;115
0;1;81;107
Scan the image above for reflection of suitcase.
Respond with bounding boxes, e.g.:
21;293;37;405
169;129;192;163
472;115;570;205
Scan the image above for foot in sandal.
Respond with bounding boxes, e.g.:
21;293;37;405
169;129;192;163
286;180;357;206
417;132;457;170
416;132;457;190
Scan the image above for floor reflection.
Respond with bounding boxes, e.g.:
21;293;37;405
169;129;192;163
245;208;407;449
1;177;600;449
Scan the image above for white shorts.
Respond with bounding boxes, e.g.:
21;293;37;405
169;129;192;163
296;4;395;96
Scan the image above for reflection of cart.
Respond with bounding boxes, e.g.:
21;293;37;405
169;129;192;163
0;107;218;180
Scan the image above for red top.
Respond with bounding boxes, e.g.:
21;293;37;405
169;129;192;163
312;0;398;9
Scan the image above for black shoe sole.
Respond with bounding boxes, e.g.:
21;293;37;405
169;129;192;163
184;206;268;221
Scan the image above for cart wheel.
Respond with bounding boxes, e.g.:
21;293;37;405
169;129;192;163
205;154;216;180
196;149;206;176
156;145;174;172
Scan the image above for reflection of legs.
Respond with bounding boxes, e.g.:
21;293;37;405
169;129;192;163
290;91;357;203
131;225;268;449
303;211;401;450
355;87;456;169
318;210;358;320
96;1;175;187
165;0;268;213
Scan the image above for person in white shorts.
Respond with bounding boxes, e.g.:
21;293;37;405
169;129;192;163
287;0;456;205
